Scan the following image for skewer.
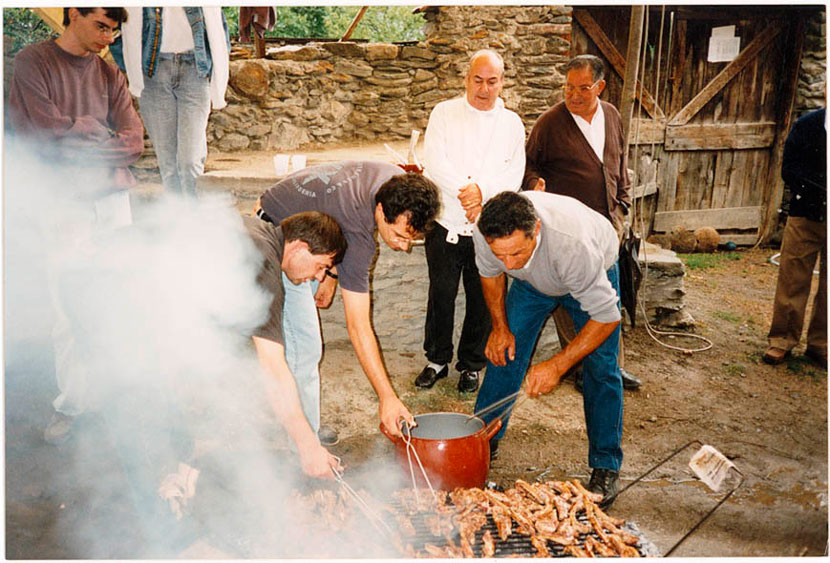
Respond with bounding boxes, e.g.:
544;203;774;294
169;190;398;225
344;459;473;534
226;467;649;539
331;462;395;539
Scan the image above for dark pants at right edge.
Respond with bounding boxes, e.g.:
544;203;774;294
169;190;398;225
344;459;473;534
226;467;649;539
423;223;491;371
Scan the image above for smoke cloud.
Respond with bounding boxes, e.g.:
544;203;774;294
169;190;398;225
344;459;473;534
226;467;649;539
4;140;405;558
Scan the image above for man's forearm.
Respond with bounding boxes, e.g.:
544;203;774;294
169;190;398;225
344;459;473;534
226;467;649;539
341;289;397;401
481;274;509;330
551;318;619;373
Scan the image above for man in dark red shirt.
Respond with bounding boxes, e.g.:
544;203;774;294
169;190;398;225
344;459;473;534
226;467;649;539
8;7;144;443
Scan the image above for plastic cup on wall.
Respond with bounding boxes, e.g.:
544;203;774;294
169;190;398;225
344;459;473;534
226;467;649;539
273;154;290;176
291;154;307;172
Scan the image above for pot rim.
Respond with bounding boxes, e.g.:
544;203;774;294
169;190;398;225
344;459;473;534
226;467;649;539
404;411;489;441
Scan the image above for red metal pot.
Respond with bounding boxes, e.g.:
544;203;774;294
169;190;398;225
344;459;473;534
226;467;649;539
381;412;502;491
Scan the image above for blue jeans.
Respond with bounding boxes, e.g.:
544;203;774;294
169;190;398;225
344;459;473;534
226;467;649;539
474;263;624;471
140;52;210;197
281;273;322;433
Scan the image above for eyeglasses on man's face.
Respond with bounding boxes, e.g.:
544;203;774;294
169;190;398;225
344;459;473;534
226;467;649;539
93;20;121;39
564;79;602;95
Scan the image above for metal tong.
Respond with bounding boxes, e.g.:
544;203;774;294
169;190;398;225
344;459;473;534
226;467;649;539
331;459;395;540
465;389;527;423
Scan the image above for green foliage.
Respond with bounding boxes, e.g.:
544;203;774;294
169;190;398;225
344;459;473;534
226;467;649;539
4;8;57;56
679;252;741;271
222;6;424;42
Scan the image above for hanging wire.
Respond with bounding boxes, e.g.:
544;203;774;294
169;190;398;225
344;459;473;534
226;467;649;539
630;6;714;354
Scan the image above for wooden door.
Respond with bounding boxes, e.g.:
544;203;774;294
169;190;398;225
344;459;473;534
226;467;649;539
572;6;807;244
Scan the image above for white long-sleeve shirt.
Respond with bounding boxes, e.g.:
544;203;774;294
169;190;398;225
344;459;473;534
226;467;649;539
424;96;526;242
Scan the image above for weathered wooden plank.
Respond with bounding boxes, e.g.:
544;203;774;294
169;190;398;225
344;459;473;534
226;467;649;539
668;18;687;119
711;151;733;209
668;21;784;126
653;206;763;232
620;6;645;145
572;9;665;120
725;150;748;209
657;152;679;213
633;182;659;200
628;118;666;145
759;17;806;243
664;122;776;150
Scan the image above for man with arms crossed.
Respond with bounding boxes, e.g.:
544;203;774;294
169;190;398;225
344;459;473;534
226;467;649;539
255;161;441;441
416;49;526;393
473;191;624;508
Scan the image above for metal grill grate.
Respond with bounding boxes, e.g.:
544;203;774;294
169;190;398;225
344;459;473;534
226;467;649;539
391;499;647;558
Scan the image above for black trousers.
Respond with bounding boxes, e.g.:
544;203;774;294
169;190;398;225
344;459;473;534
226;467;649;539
424;223;491;371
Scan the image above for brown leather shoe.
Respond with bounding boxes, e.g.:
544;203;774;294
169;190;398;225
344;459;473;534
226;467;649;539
762;346;791;365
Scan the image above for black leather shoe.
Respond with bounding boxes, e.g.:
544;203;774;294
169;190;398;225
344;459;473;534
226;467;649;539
318;425;339;446
588;468;620;509
620;368;642;390
415;365;448;389
575;368;641;393
489;439;499;461
457;370;480;393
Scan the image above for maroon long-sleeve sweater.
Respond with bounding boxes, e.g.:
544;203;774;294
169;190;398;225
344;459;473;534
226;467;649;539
8;39;144;192
522;100;631;235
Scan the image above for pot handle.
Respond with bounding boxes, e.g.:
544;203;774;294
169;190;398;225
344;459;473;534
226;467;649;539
379;422;402;444
484;417;503;441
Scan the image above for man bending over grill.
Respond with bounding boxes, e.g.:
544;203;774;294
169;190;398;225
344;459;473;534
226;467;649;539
245;211;348;479
254;161;441;446
473;191;624;508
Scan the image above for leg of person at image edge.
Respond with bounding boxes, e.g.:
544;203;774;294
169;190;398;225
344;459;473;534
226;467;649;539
454;234;491;393
281;274;338;446
554;306;642;392
43;193;133;444
140;53;210;198
764;216;827;367
475;269;623;509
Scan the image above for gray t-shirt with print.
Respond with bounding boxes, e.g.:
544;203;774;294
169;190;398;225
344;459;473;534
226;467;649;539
244;215;287;344
259;160;401;293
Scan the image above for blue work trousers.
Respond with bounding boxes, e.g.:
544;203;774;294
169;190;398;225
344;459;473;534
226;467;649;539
474;263;624;471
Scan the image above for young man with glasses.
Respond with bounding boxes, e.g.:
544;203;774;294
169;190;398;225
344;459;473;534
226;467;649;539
254;161;441;446
521;54;642;395
8;7;145;444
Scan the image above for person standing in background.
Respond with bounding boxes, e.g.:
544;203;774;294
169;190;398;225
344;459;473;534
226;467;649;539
415;49;526;394
523;54;641;393
112;7;230;198
763;108;826;367
8;7;144;444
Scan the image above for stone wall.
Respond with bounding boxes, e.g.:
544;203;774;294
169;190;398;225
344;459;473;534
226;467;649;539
794;8;826;118
209;5;572;152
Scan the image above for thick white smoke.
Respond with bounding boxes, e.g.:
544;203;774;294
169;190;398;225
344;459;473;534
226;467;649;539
4;141;404;558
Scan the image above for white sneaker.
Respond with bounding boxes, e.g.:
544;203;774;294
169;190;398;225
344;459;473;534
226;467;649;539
43;412;74;445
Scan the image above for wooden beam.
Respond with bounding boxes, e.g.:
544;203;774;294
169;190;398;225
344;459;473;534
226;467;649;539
668;21;784;126
628;118;666;145
32;8;64;32
653;206;763;232
572;9;665;120
758;16;807;244
664;122;776;151
620;6;645;145
340;6;368;42
633;181;659;199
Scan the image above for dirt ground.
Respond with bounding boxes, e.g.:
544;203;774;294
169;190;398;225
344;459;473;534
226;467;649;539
5;145;828;558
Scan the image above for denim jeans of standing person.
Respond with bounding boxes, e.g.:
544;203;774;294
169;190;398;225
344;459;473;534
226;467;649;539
140;52;211;198
474;263;624;471
281;273;322;433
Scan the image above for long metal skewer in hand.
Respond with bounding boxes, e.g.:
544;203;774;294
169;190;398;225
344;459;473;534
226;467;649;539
331;461;395;539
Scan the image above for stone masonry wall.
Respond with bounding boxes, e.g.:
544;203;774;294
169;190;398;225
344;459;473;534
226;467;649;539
209;5;572;152
794;9;826;118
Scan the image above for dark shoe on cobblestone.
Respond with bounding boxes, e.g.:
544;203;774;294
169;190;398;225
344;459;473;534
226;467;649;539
414;365;448;389
457;370;480;393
